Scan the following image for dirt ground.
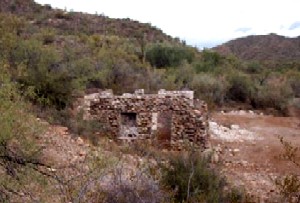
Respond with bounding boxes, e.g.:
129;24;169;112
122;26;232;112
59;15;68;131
36;111;300;202
210;110;300;202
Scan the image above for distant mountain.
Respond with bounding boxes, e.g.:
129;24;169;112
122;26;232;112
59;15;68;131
0;0;176;44
212;34;300;63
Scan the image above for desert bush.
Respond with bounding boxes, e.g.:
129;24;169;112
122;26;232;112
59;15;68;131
226;73;254;103
191;74;227;106
146;44;195;68
171;62;195;88
194;50;222;73
10;39;75;109
275;137;300;202
0;62;49;201
69;152;168;203
38;28;56;45
159;70;181;91
0;13;24;60
99;166;168;203
286;71;300;97
244;61;263;74
89;46;149;93
160;151;246;202
250;82;293;114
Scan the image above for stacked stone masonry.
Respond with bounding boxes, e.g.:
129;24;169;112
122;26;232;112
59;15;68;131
83;89;209;150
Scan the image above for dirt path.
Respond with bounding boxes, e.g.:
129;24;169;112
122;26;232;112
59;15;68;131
210;111;300;202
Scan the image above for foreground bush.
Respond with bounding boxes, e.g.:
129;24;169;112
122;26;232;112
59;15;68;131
160;152;247;203
0;62;48;201
275;137;300;202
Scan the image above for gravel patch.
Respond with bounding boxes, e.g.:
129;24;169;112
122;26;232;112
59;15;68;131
209;121;263;142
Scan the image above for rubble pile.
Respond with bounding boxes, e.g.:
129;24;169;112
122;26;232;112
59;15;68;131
209;121;263;142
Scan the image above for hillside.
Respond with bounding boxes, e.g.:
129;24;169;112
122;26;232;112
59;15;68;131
0;0;176;43
0;0;299;112
1;1;300;202
213;34;300;63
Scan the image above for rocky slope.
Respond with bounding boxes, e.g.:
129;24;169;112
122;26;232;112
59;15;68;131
213;34;300;63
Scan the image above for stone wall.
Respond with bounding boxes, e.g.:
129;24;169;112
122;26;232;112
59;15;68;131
83;89;209;150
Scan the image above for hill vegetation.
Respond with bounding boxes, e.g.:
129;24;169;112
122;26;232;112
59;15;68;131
213;34;300;64
0;0;299;113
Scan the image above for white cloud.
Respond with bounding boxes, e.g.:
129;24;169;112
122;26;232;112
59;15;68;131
34;0;300;48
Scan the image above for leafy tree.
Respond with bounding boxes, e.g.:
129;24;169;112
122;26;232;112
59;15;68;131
146;44;195;68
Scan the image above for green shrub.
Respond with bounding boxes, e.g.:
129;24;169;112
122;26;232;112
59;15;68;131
191;74;227;106
226;73;254;103
0;62;48;201
10;39;74;109
160;152;246;203
194;50;222;73
146;44;195;68
170;62;195;88
251;82;293;114
0;13;24;60
244;61;263;74
287;72;300;97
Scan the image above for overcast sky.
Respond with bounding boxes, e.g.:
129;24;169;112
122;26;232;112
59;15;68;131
34;0;300;48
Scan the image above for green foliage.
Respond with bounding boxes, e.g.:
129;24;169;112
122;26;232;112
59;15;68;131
37;28;57;44
160;152;246;203
286;71;300;97
0;62;47;201
10;39;74;109
0;62;42;153
0;13;24;60
191;74;227;106
251;80;293;113
226;73;254;103
0;1;299;116
170;62;195;88
244;61;263;74
146;44;195;68
194;50;222;73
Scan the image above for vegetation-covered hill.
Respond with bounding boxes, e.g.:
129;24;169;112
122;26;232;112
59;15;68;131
0;0;299;113
213;34;300;63
1;0;300;202
0;0;176;43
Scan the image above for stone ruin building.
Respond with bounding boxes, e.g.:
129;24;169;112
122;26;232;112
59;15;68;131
83;89;209;150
